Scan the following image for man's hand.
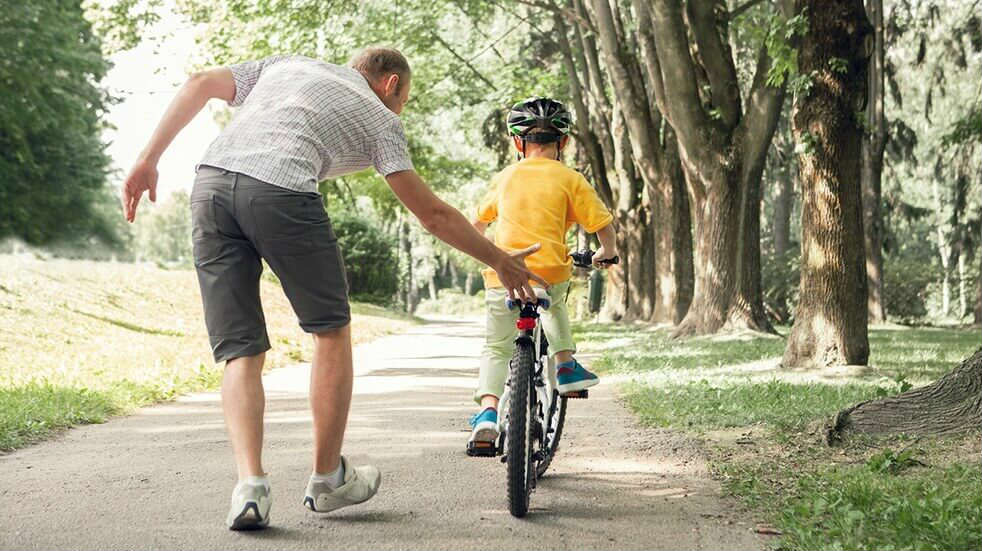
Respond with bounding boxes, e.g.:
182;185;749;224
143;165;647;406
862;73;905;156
122;158;158;222
493;244;549;301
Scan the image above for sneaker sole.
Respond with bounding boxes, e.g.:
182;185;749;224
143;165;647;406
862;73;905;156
303;476;382;514
469;421;499;444
228;502;269;531
557;378;599;395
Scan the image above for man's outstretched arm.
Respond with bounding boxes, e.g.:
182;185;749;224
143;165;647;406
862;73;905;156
121;68;236;222
385;170;547;302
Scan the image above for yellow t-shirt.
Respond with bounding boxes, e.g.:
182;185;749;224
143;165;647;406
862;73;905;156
476;157;613;288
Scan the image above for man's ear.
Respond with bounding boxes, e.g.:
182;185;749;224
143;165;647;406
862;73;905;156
384;73;400;96
512;136;524;152
558;136;570;150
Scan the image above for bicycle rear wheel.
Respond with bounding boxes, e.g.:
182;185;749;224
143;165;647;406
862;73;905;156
535;392;567;478
506;341;535;518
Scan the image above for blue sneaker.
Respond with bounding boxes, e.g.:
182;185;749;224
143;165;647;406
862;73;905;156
556;361;599;395
468;407;499;444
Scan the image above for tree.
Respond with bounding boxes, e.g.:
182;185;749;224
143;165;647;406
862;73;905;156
556;0;692;324
645;0;792;336
862;0;888;323
828;347;982;442
0;1;119;246
782;0;871;368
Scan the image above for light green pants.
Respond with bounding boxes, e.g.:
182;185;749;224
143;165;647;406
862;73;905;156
475;281;574;403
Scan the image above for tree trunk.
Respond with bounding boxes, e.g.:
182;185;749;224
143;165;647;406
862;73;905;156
862;0;887;324
958;251;967;318
975;260;981;324
773;168;794;258
783;0;871;368
428;275;438;301
646;0;787;336
828;347;982;443
464;271;475;296
651;135;693;324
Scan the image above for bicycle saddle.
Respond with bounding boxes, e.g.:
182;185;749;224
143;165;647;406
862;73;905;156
506;287;551;311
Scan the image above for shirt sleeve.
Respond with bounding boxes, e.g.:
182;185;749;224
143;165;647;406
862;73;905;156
372;118;415;176
475;176;499;223
569;173;613;233
227;55;290;107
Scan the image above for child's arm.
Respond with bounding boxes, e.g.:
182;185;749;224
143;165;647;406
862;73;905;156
592;223;618;267
473;220;488;235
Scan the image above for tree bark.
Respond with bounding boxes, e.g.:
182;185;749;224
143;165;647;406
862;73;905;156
976;259;981;324
782;0;871;368
773;166;794;258
862;0;887;324
828;348;982;443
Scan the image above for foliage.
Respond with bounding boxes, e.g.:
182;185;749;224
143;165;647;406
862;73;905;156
883;255;936;322
332;212;399;304
130;191;192;266
0;0;120;247
761;249;800;323
82;0;162;54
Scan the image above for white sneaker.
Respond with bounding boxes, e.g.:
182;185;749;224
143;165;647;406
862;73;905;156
226;478;271;530
303;456;381;513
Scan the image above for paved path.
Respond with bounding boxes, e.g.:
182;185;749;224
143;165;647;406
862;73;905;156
0;318;760;550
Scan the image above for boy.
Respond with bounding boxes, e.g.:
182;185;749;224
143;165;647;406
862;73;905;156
468;97;618;446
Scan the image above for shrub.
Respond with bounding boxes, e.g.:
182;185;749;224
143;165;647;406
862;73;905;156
884;256;937;323
332;213;398;304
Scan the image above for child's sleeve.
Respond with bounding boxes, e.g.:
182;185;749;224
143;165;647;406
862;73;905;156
569;173;613;232
475;176;499;224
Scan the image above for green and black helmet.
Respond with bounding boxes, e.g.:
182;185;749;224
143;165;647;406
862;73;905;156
507;97;573;143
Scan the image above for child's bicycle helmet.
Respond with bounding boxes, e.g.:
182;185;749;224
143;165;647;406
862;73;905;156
507;97;573;144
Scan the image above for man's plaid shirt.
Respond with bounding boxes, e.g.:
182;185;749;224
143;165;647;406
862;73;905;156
198;55;414;193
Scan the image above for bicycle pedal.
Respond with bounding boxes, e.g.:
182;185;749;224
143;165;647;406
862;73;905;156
563;389;589;399
466;440;497;457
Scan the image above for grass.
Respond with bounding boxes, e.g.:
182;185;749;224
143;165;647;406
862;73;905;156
622;379;883;433
575;319;982;550
0;255;415;451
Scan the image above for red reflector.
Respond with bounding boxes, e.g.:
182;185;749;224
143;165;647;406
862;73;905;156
516;317;536;330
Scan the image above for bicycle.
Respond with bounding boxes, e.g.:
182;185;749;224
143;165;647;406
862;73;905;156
466;249;619;517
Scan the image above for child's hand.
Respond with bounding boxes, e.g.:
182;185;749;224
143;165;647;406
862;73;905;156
593;246;617;268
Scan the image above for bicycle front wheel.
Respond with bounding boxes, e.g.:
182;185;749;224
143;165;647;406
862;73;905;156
506;340;535;518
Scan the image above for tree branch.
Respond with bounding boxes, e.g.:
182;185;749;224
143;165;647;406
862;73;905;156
686;0;741;129
729;0;769;20
429;32;498;91
649;0;714;157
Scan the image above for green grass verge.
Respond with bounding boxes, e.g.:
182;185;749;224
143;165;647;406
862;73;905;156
0;256;415;452
720;452;981;551
574;319;982;550
622;379;882;433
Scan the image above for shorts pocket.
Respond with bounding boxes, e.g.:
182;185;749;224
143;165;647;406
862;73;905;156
250;192;335;255
190;193;221;266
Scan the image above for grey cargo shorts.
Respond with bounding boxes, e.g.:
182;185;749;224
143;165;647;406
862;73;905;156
191;166;350;363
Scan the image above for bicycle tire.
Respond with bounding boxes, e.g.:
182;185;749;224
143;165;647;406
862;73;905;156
535;392;567;478
506;341;535;518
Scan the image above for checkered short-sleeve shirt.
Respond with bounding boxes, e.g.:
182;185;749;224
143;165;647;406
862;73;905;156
198;55;414;193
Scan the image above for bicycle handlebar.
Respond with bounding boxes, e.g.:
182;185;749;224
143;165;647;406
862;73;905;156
570;249;620;269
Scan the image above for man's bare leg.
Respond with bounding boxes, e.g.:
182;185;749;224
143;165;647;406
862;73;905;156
310;324;353;474
222;352;267;479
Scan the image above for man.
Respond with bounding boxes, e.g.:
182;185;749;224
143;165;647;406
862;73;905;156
121;47;546;530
